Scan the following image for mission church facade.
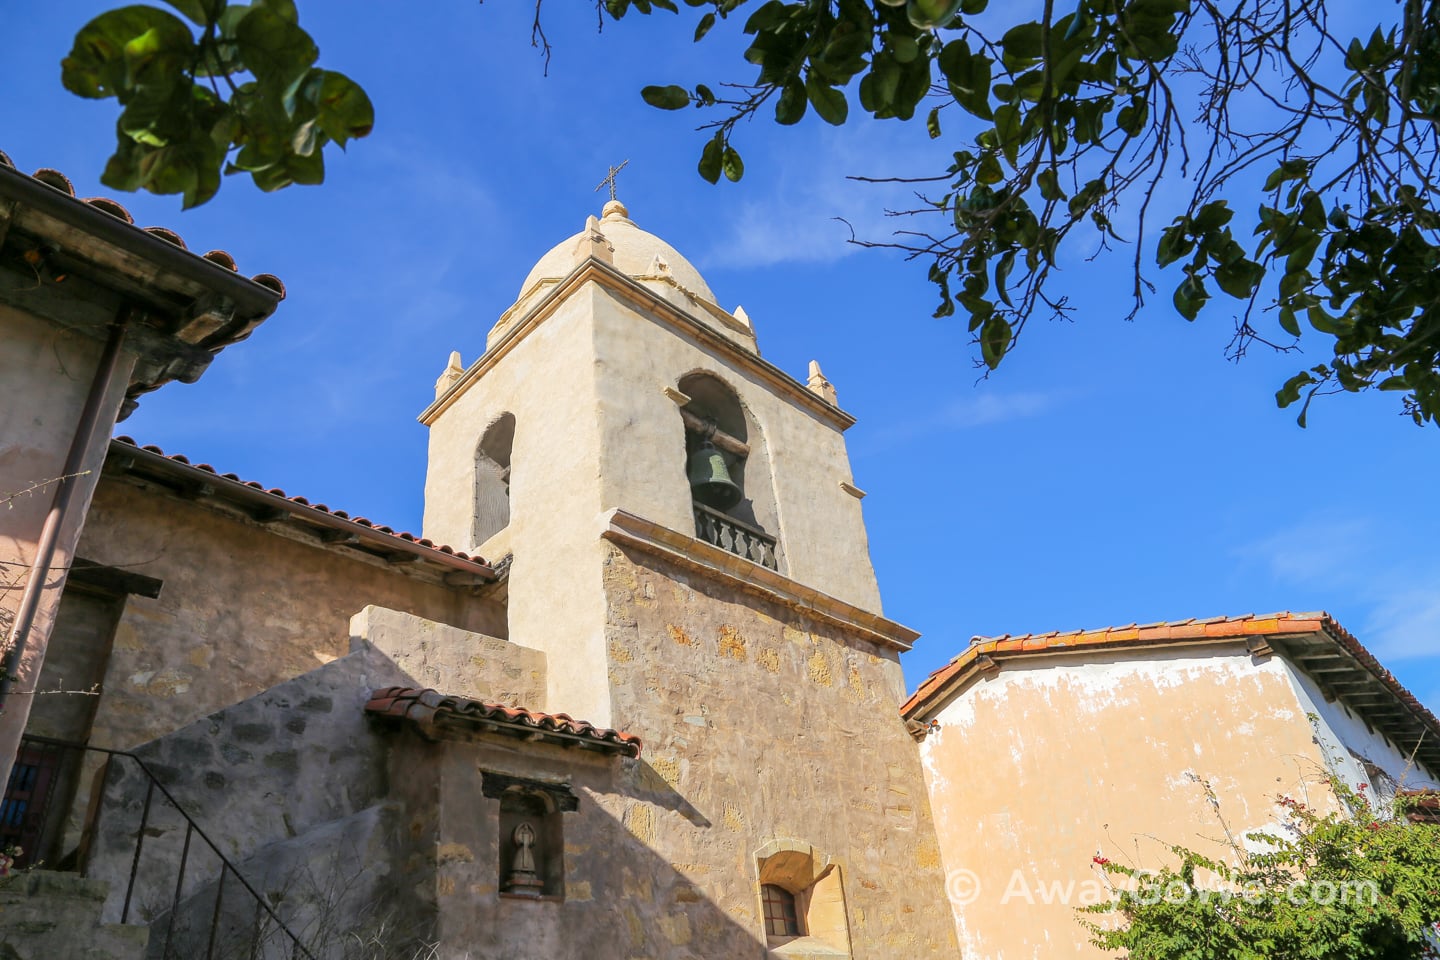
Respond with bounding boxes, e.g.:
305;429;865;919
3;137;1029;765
1;153;1437;959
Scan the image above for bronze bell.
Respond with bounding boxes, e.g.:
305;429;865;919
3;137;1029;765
687;441;742;510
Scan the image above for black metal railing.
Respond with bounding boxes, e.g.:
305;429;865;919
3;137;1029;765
2;734;315;960
693;502;779;570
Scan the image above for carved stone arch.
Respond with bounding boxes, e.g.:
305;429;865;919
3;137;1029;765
473;412;515;550
675;370;780;554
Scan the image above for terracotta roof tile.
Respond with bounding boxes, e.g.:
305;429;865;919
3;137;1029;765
0;149;276;292
111;436;491;572
902;611;1440;772
365;687;642;757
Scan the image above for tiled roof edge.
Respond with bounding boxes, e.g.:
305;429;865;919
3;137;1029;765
111;436;493;577
364;686;642;757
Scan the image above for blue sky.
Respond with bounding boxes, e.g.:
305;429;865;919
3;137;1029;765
6;3;1438;707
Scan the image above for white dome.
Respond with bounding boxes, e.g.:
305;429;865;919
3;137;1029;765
518;200;715;303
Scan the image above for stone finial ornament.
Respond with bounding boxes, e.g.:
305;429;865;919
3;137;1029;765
806;359;838;406
648;252;672;277
434;350;464;397
734;305;753;330
572;214;615;267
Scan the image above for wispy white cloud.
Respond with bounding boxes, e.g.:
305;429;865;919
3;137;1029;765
1236;516;1377;584
935;391;1054;429
1236;514;1440;662
701;122;954;270
854;390;1057;457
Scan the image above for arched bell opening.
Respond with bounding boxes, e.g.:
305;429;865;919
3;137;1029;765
677;372;781;571
472;412;515;550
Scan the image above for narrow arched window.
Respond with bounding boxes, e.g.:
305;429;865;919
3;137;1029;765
473;413;515;548
761;884;803;937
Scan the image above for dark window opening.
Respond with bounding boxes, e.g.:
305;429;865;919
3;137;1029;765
762;883;803;938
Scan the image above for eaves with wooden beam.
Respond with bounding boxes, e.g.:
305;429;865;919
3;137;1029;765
901;611;1440;775
0;153;285;419
105;437;497;588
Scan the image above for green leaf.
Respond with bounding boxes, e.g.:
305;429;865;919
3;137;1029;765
722;145;744;182
63;6;195;100
641;84;691;109
775;78;807;124
697;133;724;184
694;12;716;41
926;106;942;139
1115;98;1148;137
233;4;317;85
1214;258;1263;299
994;250;1016;307
306;70;373;145
1037;167;1065;201
1192;201;1233;231
890;33;919;63
975;153;1003;185
979;314;1013;369
1156;224;1193;267
940;40;992;120
805;73;848;125
1000;22;1043;62
1277;306;1301;337
160;0;224;26
1173;276;1208;321
1263;158;1309;192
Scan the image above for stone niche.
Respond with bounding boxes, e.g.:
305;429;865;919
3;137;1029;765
486;771;576;899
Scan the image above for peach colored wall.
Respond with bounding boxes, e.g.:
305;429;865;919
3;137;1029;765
918;645;1338;959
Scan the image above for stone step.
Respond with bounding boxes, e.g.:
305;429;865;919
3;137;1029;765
0;870;149;960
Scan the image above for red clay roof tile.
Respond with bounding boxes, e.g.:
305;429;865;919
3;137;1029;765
365;687;641;757
111;436;490;572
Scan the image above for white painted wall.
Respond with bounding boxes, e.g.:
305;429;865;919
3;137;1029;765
1280;658;1440;795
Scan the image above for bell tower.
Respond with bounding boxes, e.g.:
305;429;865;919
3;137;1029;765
418;196;958;956
421;198;883;723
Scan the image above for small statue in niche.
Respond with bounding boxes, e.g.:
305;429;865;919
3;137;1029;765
504;821;544;894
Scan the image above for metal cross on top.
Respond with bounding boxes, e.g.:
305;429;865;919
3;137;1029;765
594;159;630;201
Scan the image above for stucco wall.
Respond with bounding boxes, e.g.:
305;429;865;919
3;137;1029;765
72;477;506;753
600;543;958;958
1281;660;1440;795
0;305;134;784
423;289;613;727
918;645;1344;959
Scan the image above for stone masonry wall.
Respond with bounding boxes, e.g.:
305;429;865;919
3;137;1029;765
73;476;508;754
599;543;959;958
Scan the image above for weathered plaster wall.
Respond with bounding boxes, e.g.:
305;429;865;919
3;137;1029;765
919;645;1339;959
1281;659;1440;794
0;305;134;785
392;731;773;959
600;544;958;958
73;478;506;753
